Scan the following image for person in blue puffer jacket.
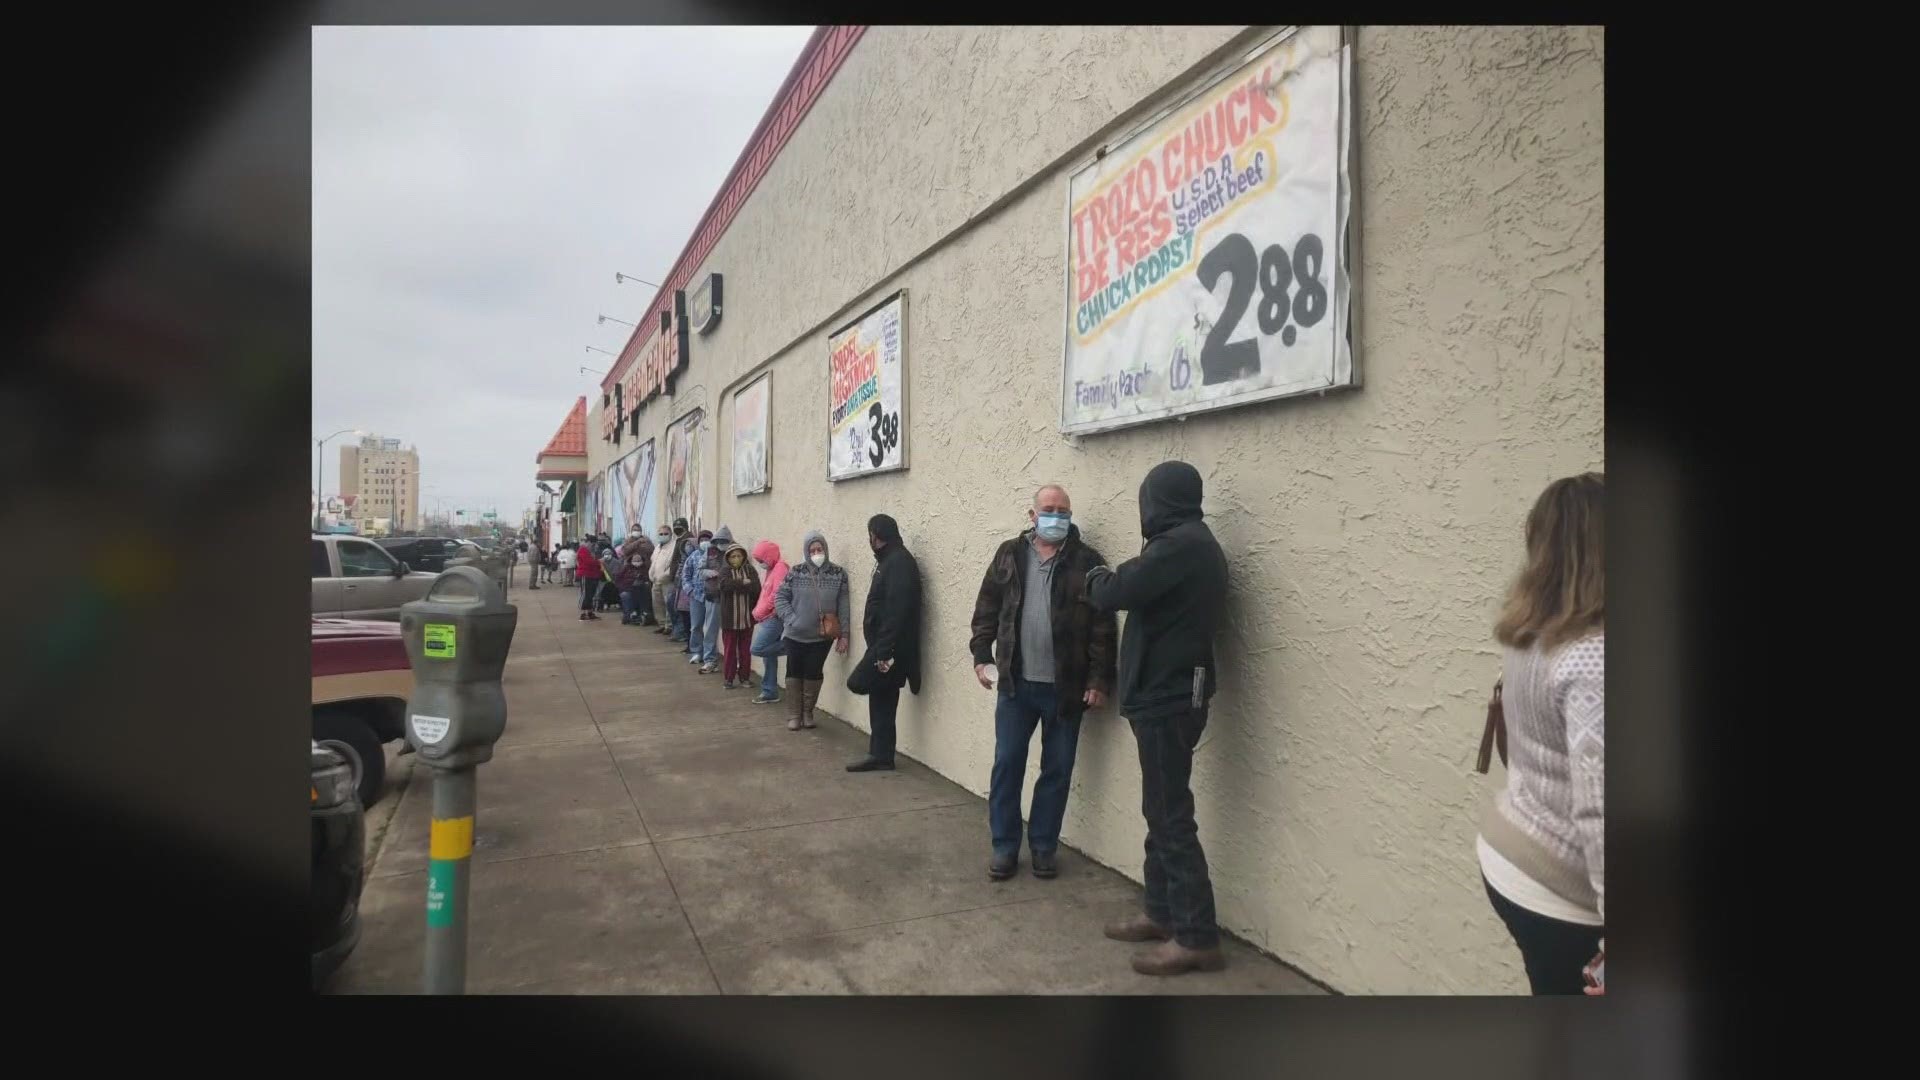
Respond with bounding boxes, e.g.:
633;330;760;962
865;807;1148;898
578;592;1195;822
680;529;714;668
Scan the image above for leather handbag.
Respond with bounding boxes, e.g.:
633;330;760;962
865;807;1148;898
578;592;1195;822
1475;679;1507;774
820;611;843;640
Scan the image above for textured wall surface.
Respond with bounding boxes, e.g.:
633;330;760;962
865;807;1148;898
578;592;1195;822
589;25;1603;993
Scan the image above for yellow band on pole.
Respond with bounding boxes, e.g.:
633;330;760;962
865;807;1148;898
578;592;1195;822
430;816;475;860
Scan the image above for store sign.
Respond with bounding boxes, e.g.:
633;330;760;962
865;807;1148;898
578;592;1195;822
602;310;690;441
688;273;723;335
1059;26;1357;435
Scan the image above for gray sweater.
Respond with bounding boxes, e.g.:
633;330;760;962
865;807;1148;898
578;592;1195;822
773;528;852;644
1478;633;1606;919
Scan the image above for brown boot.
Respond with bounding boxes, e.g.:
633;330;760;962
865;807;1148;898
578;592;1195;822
800;679;823;728
786;678;804;731
1104;913;1173;943
1130;939;1226;977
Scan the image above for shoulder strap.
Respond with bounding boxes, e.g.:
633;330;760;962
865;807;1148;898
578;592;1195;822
1475;679;1507;774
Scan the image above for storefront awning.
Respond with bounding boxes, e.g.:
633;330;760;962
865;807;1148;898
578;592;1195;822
558;481;576;513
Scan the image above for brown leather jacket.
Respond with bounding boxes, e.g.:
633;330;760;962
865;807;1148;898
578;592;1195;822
968;525;1117;719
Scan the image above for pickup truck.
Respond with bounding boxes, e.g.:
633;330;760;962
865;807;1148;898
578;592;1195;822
311;532;439;620
311;616;412;806
376;535;483;575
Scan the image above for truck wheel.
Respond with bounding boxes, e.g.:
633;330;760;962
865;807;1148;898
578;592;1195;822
313;708;387;808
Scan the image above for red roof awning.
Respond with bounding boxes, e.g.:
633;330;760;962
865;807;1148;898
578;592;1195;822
536;397;588;461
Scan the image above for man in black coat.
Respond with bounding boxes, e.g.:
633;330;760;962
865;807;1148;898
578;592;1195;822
1085;460;1229;977
847;513;922;772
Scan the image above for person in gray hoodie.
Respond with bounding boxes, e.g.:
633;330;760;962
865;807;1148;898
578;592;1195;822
772;528;852;731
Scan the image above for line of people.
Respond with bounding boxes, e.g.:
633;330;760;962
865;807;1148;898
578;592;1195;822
540;461;1604;990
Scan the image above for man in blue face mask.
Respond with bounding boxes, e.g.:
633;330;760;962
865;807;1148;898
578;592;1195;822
967;484;1118;882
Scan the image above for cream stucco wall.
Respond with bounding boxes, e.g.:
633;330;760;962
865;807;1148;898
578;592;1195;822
592;25;1603;993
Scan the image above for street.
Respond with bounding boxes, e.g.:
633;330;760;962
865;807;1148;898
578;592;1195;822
330;580;1323;995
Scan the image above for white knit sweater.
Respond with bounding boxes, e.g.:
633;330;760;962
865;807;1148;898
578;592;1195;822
1478;632;1605;920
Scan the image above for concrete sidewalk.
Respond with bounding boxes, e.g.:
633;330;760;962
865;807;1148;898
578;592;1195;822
330;578;1322;995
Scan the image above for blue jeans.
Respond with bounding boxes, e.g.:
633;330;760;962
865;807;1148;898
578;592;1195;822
671;604;689;640
619;589;638;622
751;618;785;696
695;588;718;657
701;594;722;664
989;678;1082;858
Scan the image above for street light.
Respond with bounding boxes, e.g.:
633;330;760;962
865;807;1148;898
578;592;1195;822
614;272;662;289
596;314;635;328
585;345;618;358
580;365;606;376
314;427;364;531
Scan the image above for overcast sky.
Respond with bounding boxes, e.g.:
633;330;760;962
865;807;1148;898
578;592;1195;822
313;25;814;523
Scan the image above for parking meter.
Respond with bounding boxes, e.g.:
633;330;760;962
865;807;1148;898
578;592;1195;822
482;549;510;594
401;566;516;767
399;565;518;993
448;552;505;595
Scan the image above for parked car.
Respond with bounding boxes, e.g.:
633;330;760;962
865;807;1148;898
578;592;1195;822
376;535;480;574
311;616;412;806
312;737;366;990
311;532;439;619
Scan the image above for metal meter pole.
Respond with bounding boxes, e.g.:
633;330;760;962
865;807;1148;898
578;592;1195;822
424;766;477;994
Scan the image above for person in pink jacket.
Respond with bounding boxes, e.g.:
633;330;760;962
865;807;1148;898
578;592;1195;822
748;539;789;706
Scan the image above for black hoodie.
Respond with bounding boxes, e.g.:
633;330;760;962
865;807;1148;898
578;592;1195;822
1085;460;1228;719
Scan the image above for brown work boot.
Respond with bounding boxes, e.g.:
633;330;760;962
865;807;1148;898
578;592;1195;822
786;678;804;731
1130;939;1226;977
801;679;822;728
1103;913;1173;943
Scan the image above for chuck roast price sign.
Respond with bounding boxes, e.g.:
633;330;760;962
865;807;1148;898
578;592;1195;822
827;290;909;482
1059;26;1357;435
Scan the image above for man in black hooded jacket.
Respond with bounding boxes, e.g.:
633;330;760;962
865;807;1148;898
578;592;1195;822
847;513;922;772
1085;460;1228;976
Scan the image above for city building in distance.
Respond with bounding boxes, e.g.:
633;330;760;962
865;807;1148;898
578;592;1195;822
339;435;419;535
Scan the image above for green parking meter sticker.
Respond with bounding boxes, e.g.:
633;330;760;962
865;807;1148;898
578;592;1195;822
424;623;456;660
426;860;456;927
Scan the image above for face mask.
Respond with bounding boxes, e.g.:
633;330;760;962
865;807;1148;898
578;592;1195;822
656;534;669;544
809;553;826;568
700;540;712;551
1035;512;1071;542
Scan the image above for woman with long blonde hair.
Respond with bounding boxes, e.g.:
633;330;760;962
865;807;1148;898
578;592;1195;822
1477;472;1605;994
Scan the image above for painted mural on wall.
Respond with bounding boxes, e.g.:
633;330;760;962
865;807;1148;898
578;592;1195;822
605;438;659;541
1059;26;1357;435
583;474;606;537
827;290;908;482
665;406;704;530
732;372;771;496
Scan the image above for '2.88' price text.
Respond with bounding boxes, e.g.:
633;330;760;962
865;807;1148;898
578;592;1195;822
1194;232;1327;387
